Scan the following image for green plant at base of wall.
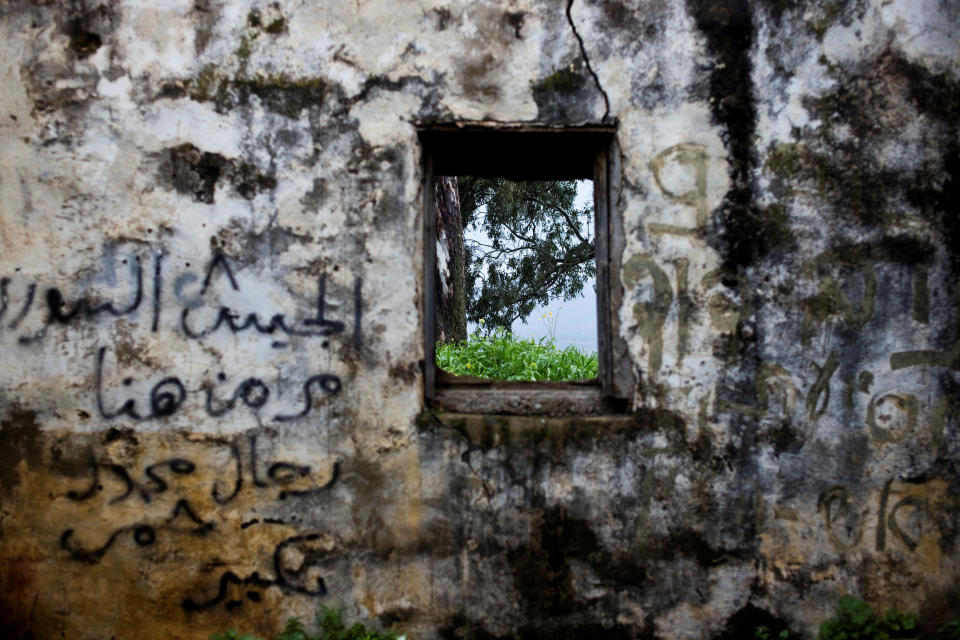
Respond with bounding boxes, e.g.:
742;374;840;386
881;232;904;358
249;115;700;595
211;606;402;640
752;596;960;640
935;618;960;640
756;626;790;639
815;595;917;640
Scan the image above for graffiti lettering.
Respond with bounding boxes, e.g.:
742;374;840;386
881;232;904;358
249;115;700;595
818;485;864;551
181;254;345;339
182;534;329;611
205;375;271;417
1;247;362;349
96;347;341;423
46;258;143;323
622;254;672;373
818;477;946;554
62;436;338;507
805;351;838;423
274;375;342;422
719;362;797;421
61;499;213;564
647;142;710;235
152;252;163;332
866;393;918;443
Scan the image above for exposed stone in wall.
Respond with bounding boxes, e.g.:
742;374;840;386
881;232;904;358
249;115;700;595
0;1;957;639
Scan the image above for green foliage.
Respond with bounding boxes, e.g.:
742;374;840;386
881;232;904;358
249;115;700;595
211;606;401;640
755;626;790;639
276;616;309;640
816;595;918;640
458;178;594;329
211;630;262;640
436;326;598;381
931;616;960;640
314;605;400;640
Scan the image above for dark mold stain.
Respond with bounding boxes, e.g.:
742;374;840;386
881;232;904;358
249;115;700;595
233;161;278;199
234;75;325;120
49;438;97;479
508;506;594;614
531;62;600;122
458;54;502;102
806;238;936;269
772;51;960;268
533;66;586;94
246;8;285;34
388;362;419;385
0;406;42;498
183;68;326;120
103;427;139;445
0;557;38;640
350;74;432;106
759;419;804;455
192;0;219;54
641;526;737;567
438;613;508;640
62;2;118;60
899;57;960;269
685;0;773;272
157;82;188;100
596;0;649;37
160;143;277;204
167;144;226;204
211;222;302;267
263;17;286;35
713;603;794;640
503;11;525;38
67;19;102;58
917;583;960;632
433;7;451;31
300;178;328;214
60;2;122;61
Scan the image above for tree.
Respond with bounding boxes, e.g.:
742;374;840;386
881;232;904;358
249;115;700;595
433;176;467;344
455;177;595;331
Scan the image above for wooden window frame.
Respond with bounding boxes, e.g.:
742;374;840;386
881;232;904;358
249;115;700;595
419;123;631;415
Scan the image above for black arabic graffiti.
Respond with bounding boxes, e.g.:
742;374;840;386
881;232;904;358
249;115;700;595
95;347;186;420
64;436;340;506
213;435;341;502
1;247;363;348
60;498;214;564
67;454;195;505
180;252;347;340
181;534;330;611
46;258;143;323
95;346;342;422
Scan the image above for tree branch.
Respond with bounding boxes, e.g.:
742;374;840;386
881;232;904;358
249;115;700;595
531;195;590;244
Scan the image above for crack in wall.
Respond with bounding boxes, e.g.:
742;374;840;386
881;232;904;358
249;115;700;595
566;0;611;122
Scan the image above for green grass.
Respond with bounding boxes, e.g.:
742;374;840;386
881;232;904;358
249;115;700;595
211;605;402;640
436;327;598;381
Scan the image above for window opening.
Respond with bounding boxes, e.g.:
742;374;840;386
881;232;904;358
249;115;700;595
434;177;598;382
419;124;630;415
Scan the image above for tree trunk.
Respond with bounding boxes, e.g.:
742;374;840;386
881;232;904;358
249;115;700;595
434;176;467;344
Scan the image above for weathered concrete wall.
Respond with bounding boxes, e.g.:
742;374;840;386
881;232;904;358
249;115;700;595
0;1;957;638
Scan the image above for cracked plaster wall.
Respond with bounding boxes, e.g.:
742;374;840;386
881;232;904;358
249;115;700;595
0;1;958;638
